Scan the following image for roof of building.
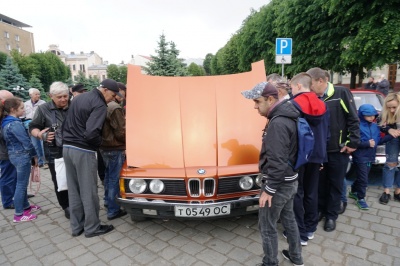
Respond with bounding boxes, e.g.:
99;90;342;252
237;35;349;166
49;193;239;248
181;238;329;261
88;65;108;70
0;14;31;28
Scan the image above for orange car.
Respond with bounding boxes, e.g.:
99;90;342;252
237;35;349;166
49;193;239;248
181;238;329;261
117;61;267;221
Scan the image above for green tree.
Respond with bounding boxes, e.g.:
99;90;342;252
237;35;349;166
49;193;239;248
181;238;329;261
107;64;120;81
144;33;189;76
29;52;70;92
87;75;101;90
119;65;127;84
10;50;39;82
0;51;8;72
203;53;214;75
188;63;206;76
0;56;30;100
106;64;127;84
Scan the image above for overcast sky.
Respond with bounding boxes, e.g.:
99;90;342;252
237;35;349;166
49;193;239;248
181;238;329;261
2;0;267;64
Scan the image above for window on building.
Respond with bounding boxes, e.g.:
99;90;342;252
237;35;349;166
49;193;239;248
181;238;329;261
6;44;11;51
15;35;20;41
4;32;9;38
80;64;86;72
73;65;76;71
102;75;106;80
17;46;21;53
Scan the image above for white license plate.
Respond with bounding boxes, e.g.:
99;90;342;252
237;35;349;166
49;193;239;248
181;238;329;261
174;204;231;217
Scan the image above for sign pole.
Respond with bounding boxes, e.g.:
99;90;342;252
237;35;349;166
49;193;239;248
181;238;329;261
282;63;284;79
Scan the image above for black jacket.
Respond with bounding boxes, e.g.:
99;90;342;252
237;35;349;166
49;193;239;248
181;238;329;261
63;89;107;151
321;84;360;152
29;100;69;161
259;99;300;196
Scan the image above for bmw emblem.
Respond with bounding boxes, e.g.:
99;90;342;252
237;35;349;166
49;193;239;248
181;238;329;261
197;169;206;175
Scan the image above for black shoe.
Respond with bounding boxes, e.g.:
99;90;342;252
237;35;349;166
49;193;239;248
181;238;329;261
281;250;304;266
318;212;325;222
64;207;70;219
72;228;84;237
324;219;336;232
379;192;391;205
394;192;400;202
338;201;347;214
4;204;15;209
85;224;114;238
107;210;127;220
27;194;35;198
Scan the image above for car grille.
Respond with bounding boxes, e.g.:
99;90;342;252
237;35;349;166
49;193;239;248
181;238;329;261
218;175;259;194
188;178;215;197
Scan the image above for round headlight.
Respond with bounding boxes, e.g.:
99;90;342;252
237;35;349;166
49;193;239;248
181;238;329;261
239;175;254;190
255;174;262;187
129;179;147;194
149;179;165;194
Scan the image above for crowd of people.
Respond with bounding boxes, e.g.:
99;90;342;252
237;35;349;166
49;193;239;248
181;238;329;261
0;78;127;238
242;69;399;266
0;69;399;262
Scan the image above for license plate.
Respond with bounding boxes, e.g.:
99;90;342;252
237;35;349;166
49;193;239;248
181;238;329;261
174;204;231;217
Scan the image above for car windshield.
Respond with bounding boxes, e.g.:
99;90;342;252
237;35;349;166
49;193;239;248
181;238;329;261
352;93;383;112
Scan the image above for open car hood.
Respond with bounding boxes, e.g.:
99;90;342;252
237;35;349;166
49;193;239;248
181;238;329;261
125;61;267;177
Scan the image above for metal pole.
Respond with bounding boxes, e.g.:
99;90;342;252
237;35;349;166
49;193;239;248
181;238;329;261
282;63;284;79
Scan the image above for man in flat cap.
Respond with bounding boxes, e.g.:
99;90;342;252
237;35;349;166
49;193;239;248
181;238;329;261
70;83;87;99
242;82;304;266
62;79;122;238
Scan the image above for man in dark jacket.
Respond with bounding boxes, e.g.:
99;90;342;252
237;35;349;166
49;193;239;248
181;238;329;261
100;82;127;220
289;73;330;245
307;67;360;232
29;82;70;219
242;82;303;266
62;78;122;238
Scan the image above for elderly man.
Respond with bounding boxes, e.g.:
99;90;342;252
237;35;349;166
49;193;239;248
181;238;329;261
29;82;70;219
24;88;47;169
0;90;17;209
376;74;390;96
242;82;303;266
62;79;122;238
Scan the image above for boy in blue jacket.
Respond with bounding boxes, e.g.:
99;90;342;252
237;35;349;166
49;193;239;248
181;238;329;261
349;104;392;210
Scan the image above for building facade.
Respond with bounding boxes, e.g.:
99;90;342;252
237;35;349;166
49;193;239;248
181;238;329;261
0;14;35;55
48;44;108;81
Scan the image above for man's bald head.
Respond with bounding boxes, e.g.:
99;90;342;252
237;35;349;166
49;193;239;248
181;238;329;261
0;90;13;102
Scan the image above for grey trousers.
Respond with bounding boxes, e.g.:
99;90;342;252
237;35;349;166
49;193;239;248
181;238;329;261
63;145;100;235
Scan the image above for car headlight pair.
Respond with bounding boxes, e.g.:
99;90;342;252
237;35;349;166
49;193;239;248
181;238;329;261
239;175;262;190
128;179;164;194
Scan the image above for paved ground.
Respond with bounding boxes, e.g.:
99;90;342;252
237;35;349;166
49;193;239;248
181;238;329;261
0;168;399;266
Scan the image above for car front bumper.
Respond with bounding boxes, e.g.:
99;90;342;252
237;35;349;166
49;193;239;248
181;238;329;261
116;196;260;220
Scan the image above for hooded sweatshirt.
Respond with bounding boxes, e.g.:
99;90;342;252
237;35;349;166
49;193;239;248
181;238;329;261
259;99;300;196
2;115;36;157
291;92;330;163
352;104;392;163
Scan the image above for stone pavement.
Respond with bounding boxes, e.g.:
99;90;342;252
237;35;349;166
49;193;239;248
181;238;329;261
0;169;399;266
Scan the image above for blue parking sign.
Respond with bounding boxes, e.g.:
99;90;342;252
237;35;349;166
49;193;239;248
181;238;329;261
276;38;292;55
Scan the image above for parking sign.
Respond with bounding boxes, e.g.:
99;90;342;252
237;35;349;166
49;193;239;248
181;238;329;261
276;38;292;64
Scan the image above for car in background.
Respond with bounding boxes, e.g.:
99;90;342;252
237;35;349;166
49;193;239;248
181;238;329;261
347;89;387;174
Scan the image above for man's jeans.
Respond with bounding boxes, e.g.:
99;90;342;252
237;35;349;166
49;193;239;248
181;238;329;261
31;136;45;166
383;138;400;189
101;150;125;218
8;153;31;215
0;159;17;207
259;180;303;266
